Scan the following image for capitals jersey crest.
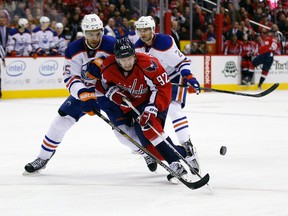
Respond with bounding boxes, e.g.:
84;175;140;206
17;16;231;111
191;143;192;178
144;60;158;72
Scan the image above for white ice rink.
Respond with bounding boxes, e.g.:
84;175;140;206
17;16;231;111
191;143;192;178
0;89;287;216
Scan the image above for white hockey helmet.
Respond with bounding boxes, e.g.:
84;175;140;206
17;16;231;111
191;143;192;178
81;14;103;34
39;16;50;24
18;18;28;28
56;22;63;29
135;16;155;33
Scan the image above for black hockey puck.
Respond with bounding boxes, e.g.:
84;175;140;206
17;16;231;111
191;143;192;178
220;146;227;155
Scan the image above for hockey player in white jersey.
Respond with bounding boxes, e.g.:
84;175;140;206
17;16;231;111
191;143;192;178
6;18;32;56
31;16;58;57
24;14;156;175
54;22;67;56
134;16;201;174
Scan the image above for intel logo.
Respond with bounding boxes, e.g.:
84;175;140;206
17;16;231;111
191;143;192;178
39;60;58;76
6;60;26;76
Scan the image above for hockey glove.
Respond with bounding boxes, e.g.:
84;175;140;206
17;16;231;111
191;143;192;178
78;87;99;116
49;48;58;56
185;75;201;94
105;86;129;105
137;104;158;127
10;50;17;57
86;59;101;79
35;48;45;55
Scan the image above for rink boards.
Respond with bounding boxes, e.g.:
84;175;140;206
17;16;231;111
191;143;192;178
1;55;288;99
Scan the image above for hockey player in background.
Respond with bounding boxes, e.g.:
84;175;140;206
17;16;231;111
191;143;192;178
134;16;201;174
252;29;278;89
101;37;196;179
6;18;32;57
24;14;156;175
54;22;67;56
31;16;58;57
241;33;257;85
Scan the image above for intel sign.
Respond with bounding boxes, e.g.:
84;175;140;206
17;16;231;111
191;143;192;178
39;60;58;76
6;60;26;77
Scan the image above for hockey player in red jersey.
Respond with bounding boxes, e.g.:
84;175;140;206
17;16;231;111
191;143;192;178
241;34;257;85
223;34;242;55
23;14;157;175
101;37;197;179
252;29;278;89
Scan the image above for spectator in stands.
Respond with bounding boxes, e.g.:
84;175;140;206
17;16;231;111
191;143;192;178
6;18;32;57
227;2;242;24
220;6;231;35
202;23;216;42
119;3;130;19
225;21;244;41
270;24;284;54
0;9;11;50
104;17;120;38
258;13;273;33
13;1;26;19
184;41;206;55
171;20;180;49
48;8;62;23
171;6;185;25
127;19;138;44
194;28;204;41
31;16;58;57
178;25;190;40
98;0;110;25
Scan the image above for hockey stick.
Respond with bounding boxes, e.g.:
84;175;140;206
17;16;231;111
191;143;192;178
0;45;6;67
94;109;209;190
172;83;279;98
122;98;210;186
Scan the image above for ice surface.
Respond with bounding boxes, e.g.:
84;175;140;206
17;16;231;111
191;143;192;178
0;90;287;216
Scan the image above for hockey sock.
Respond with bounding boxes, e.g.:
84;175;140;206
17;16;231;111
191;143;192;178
168;101;190;144
38;114;76;160
247;71;254;81
258;70;268;88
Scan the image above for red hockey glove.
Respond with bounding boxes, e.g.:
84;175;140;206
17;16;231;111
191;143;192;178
78;87;99;116
137;104;158;127
105;86;130;106
10;50;17;57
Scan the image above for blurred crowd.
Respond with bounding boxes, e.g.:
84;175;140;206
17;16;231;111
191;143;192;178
0;0;288;57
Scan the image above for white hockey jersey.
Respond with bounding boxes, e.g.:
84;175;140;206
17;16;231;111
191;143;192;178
55;34;67;56
63;35;116;99
6;28;32;56
31;26;57;53
134;33;192;80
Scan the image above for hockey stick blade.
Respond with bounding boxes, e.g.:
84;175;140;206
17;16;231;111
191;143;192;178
173;83;279;98
94;109;209;190
179;173;210;190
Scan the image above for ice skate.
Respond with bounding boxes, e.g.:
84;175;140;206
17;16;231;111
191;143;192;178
182;139;200;174
143;155;157;172
167;161;188;183
23;152;55;175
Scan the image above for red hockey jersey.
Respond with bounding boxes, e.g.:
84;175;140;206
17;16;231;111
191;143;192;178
101;52;172;112
258;36;278;55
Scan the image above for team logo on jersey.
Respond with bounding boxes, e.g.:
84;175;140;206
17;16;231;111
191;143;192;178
144;60;158;72
222;61;238;78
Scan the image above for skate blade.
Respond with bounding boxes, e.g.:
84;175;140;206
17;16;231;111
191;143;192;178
22;169;42;176
167;174;190;184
